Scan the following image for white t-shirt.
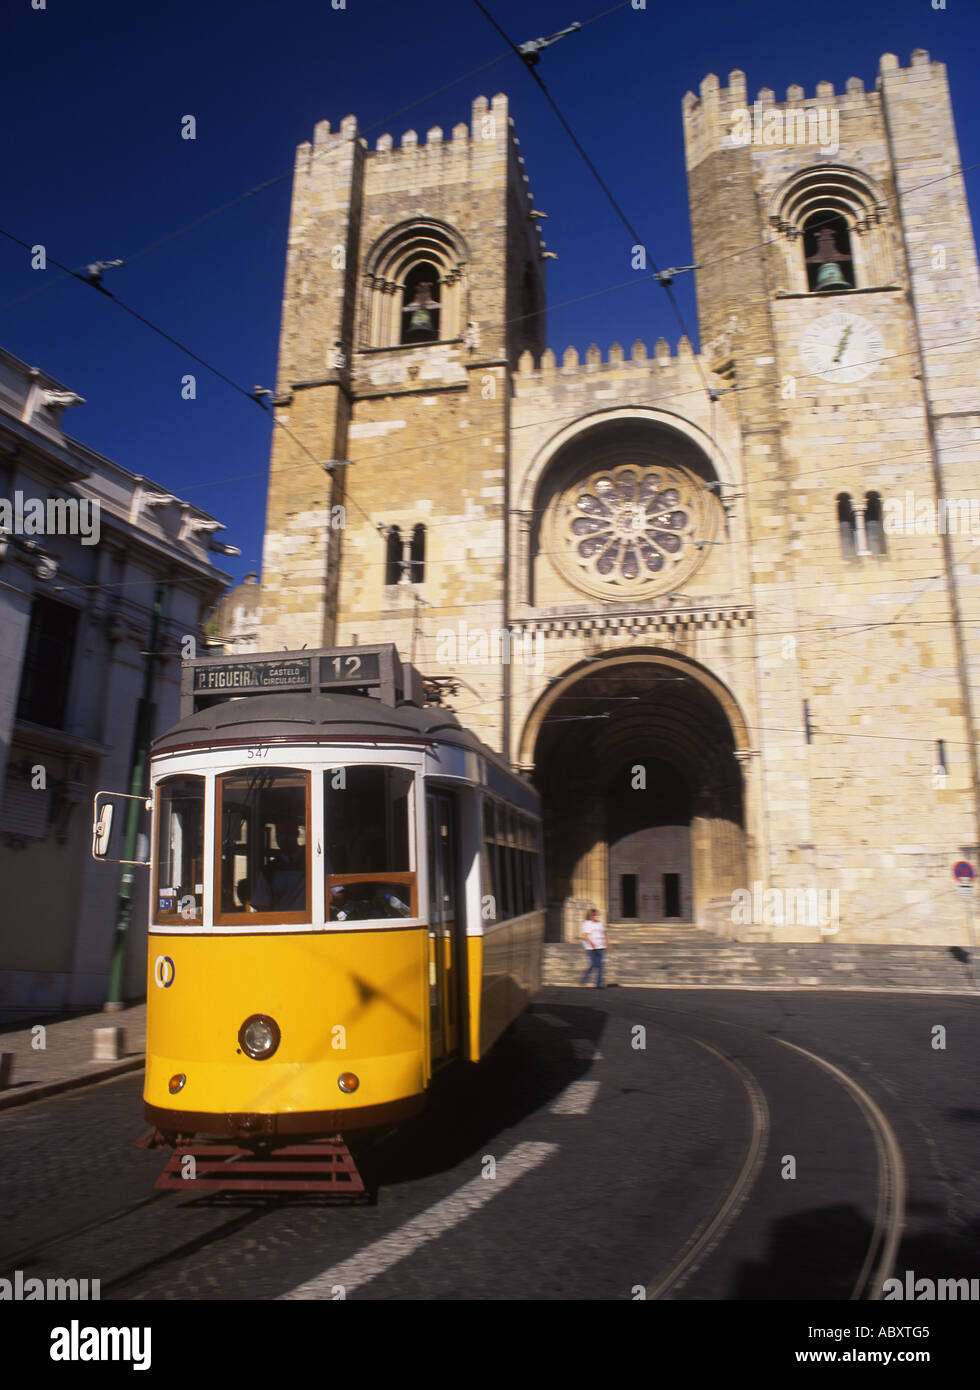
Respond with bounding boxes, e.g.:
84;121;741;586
582;917;607;950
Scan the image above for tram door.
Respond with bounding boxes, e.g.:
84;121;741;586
426;792;459;1064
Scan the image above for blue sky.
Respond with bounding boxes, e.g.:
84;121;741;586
3;0;976;585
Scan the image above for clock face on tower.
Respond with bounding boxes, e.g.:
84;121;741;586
800;311;886;384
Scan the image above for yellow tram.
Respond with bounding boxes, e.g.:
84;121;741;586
93;645;544;1174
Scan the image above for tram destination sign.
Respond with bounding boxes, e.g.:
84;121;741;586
193;658;311;694
182;644;415;715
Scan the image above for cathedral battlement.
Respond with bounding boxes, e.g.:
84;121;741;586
685;48;934;114
514;336;709;386
300;93;514;154
516;336;700;372
683;49;944;170
291;93;546;258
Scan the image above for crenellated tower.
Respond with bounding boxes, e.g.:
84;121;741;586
259;94;546;746
682;49;980;919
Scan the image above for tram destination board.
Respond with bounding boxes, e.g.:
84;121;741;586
193;657;311;694
182;644;409;714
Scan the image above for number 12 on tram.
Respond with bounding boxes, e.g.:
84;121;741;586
92;645;545;1152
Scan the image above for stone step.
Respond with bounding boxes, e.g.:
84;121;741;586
543;943;976;991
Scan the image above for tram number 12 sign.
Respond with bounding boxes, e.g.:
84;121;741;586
319;652;381;687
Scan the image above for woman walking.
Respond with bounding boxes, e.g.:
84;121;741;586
580;907;608;988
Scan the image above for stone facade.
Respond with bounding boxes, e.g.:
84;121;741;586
259;54;980;945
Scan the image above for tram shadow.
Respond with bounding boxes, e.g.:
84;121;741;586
354;1001;605;1189
729;1209;980;1299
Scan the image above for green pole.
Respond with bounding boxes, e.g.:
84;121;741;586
105;587;163;1010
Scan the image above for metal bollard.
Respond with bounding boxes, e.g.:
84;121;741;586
93;1027;125;1062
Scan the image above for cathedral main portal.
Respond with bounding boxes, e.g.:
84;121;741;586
524;655;749;941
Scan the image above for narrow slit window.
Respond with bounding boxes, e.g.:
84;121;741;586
866;492;887;556
837;494;856;559
410;524;425;583
384;526;402;586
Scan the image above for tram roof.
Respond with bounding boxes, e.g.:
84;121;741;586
151;691;529;788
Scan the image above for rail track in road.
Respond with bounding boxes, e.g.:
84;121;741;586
0;993;913;1300
620;998;907;1301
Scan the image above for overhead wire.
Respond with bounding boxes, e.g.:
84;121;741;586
1;17;976;698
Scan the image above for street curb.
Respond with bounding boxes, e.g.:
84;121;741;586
0;1056;145;1113
542;981;979;995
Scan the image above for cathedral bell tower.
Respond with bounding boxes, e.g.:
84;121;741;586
259;94;546;747
682;50;980;931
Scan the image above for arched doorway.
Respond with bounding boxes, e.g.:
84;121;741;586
608;757;694;923
522;653;751;940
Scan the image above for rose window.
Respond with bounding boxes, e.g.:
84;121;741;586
547;462;718;599
571;469;692;579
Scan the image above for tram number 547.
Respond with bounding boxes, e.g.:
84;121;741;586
245;747;269;759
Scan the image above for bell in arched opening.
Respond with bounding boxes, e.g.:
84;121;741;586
805;222;853;292
401;268;441;343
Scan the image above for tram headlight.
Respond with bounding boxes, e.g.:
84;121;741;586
338;1072;359;1093
238;1014;281;1060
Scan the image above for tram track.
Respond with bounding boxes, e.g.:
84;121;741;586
0;1192;168;1277
620;998;907;1301
644;1036;770;1299
0;1185;279;1296
0;995;911;1301
0;1124;391;1298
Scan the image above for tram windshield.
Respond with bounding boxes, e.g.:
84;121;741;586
217;769;309;922
324;766;415;920
156;776;205;925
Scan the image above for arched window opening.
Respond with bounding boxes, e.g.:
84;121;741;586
837;494;855;559
865;492;887;556
769;166;894;294
804;212;854;292
384;526;402;586
401;263;441;344
362;220;467;349
409;524;426;583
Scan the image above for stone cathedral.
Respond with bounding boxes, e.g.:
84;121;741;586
258;49;980;945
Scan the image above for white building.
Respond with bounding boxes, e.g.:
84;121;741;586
0;346;233;1020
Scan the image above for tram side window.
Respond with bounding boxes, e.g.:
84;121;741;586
482;800;498;921
156;776;205;926
519;814;531;916
495;822;510;921
324;766;416;921
216;769;309;922
528;811;542;911
482;799;516;922
504;810;518;919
